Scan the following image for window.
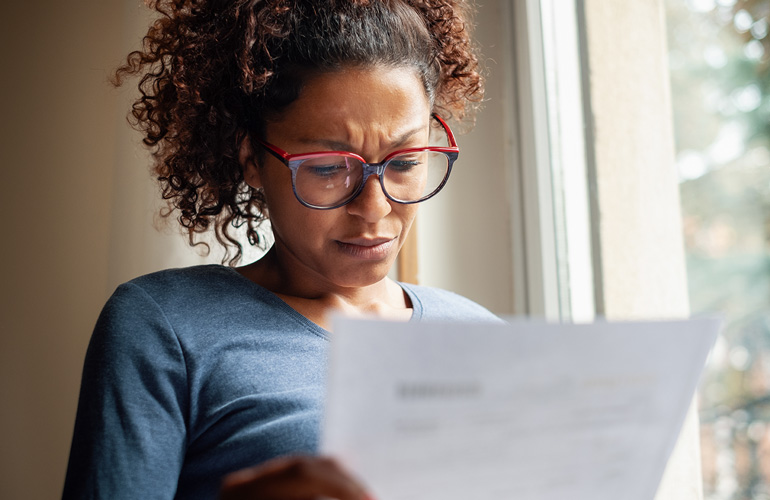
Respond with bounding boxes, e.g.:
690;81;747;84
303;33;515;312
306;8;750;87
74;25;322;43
666;1;770;498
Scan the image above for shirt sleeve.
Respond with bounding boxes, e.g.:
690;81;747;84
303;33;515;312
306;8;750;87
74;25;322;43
62;282;189;499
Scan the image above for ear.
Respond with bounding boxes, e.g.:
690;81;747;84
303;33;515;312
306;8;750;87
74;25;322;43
239;134;262;190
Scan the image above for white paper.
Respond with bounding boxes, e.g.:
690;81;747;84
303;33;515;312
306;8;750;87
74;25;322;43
321;317;720;500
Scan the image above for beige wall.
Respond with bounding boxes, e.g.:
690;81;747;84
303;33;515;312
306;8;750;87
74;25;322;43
417;0;515;314
0;2;205;498
582;1;700;498
1;3;121;499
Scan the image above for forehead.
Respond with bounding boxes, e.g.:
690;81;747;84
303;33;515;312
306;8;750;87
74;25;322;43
265;66;432;147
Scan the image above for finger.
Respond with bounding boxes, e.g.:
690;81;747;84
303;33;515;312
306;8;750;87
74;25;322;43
220;456;373;500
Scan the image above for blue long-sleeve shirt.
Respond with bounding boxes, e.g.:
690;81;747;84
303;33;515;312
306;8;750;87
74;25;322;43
63;265;499;499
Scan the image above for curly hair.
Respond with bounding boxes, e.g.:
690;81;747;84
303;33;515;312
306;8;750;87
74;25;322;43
115;0;484;265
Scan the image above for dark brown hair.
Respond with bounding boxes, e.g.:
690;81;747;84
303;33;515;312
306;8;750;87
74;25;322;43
115;0;484;264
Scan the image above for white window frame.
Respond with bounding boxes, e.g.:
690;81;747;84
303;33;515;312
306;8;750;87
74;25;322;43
506;0;597;322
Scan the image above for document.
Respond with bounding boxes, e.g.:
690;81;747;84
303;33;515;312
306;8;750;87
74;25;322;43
321;317;720;500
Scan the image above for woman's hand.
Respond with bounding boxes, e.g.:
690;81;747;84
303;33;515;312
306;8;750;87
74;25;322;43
219;455;374;500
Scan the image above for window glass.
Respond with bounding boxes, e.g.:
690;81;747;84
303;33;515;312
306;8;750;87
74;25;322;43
665;1;770;498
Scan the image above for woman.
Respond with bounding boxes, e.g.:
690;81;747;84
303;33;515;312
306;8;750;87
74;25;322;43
63;1;495;498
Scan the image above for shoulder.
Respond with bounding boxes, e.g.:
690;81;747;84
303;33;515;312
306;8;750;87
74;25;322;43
112;264;261;317
93;266;233;352
98;265;277;345
126;264;244;299
100;264;324;345
401;283;501;322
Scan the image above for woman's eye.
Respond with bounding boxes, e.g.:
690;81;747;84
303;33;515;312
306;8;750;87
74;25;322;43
388;158;421;172
305;163;349;178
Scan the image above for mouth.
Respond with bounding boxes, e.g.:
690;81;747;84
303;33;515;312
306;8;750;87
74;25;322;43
335;237;397;260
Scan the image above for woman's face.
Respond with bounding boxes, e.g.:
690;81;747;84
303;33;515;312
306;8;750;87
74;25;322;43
245;65;432;291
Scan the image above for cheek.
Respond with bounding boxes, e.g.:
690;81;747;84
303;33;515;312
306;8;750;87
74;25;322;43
400;204;419;225
394;205;419;238
270;201;340;243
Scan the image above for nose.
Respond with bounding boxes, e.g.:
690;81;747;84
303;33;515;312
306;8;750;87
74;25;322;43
345;174;392;222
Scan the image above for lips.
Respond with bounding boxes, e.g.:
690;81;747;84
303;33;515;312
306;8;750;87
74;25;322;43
335;236;397;260
339;237;395;247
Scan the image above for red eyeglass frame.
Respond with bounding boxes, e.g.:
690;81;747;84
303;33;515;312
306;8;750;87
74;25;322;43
255;114;460;209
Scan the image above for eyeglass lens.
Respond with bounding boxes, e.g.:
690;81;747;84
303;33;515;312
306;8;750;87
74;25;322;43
293;151;450;208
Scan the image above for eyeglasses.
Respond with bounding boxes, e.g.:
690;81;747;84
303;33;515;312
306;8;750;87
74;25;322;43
256;114;459;210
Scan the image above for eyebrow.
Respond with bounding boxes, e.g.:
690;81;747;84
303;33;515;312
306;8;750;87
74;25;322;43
301;124;427;152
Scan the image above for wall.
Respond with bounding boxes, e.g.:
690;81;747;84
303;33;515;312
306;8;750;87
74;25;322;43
581;0;701;498
1;3;120;498
418;0;515;314
0;2;209;498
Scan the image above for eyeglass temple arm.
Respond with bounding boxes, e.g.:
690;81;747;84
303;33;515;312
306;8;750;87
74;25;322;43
432;114;458;148
256;139;291;164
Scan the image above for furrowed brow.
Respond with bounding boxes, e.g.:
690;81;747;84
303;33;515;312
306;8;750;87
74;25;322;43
389;125;428;148
300;124;428;153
